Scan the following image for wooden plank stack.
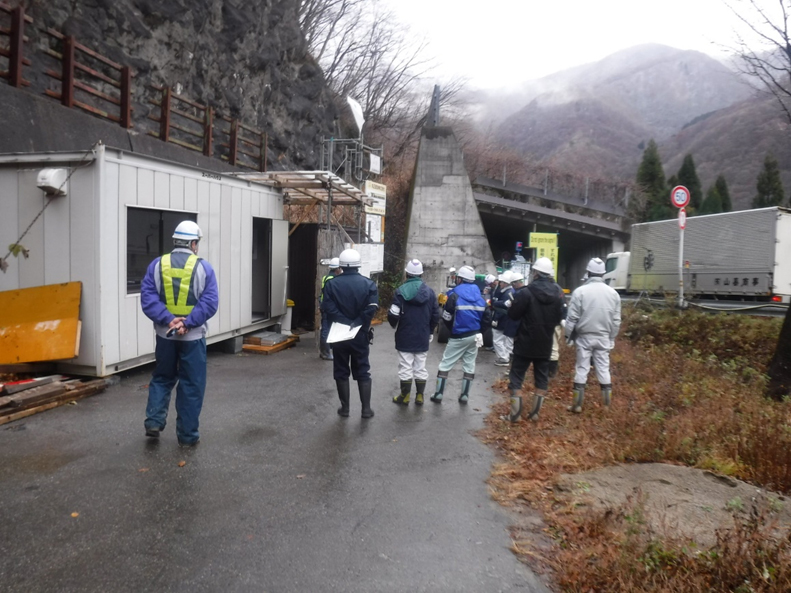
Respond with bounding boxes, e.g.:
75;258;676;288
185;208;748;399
242;331;299;355
0;374;109;426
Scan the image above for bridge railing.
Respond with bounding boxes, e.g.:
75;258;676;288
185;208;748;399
0;3;32;88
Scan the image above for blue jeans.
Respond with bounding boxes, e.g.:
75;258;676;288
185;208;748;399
145;336;207;444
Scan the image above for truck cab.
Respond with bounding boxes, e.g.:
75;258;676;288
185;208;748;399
603;252;630;292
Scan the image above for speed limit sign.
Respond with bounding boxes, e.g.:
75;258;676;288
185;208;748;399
671;185;690;208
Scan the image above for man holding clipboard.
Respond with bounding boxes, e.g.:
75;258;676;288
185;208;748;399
321;249;379;418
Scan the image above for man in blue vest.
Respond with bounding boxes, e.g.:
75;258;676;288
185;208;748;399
431;265;492;404
140;220;219;446
321;248;379;418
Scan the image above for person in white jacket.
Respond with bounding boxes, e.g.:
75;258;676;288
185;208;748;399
564;257;621;413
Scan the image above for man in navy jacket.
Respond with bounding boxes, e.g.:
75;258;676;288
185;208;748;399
388;258;440;405
140;221;219;446
431;265;492;405
322;249;379;418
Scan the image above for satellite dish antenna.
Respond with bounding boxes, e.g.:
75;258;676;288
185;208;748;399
346;96;365;138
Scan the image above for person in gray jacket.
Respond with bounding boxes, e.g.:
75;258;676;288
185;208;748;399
564;257;622;413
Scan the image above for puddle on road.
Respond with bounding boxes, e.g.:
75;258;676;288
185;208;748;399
3;449;85;476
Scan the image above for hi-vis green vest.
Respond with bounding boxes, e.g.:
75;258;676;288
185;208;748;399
161;253;199;316
320;273;335;302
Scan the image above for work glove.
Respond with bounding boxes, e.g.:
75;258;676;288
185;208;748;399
368;327;374;344
491;319;498;328
475;333;484;348
565;337;574;347
429;334;434;343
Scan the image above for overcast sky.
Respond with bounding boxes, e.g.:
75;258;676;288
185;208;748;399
383;0;755;89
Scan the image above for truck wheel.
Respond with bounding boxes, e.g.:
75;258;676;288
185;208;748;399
438;323;450;344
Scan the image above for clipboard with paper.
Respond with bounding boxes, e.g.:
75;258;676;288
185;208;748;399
327;322;362;344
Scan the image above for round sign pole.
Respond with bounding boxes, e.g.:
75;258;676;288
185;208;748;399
671;186;690;308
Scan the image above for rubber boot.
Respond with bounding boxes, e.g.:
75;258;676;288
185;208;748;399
459;373;474;404
359;380;374;418
507;388;523;423
601;384;612;408
568;383;585;414
526;390;546;421
336;379;350;417
430;372;448;403
414;380;427;405
393;380;412;405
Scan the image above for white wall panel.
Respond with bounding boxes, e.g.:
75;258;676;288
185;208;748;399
43;182;71;285
0;170;20;292
169;175;185;211
206;182;221;336
241;189;253;326
118;164;139;362
69;168;97;366
17;171;45;289
154;170;169;209
230;186;242;329
137;168;154;207
218;183;232;334
101;161;121;367
184;177;198;212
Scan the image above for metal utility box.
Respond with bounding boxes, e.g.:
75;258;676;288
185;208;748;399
627;207;791;301
0;145;289;375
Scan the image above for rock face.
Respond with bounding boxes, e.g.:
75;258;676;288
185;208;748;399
7;0;337;170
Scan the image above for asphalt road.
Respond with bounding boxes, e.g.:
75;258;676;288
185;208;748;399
0;324;550;593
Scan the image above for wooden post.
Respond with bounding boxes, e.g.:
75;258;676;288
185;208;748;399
203;106;213;157
159;86;171;142
229;119;238;166
8;6;24;88
120;66;132;128
61;36;75;107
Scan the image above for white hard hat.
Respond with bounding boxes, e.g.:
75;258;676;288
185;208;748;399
533;257;554;276
485;274;496;284
449;267;457;274
510;271;524;283
405;258;423;275
339;248;362;268
173;220;203;242
586;257;606;275
457;265;476;282
498;271;513;283
329;257;340;269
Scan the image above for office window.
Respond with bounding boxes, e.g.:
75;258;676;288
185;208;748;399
127;208;197;294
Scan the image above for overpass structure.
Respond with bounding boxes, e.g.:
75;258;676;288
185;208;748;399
472;177;630;290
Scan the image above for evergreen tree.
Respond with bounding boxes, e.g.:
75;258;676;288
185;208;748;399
635;139;671;221
715;175;732;212
752;153;785;208
699;185;723;215
676;154;703;212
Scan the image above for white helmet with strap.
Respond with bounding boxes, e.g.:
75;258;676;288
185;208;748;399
339;248;362;268
173;220;203;243
457;265;476;282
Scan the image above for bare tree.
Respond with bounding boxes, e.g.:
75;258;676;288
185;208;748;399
727;0;791;399
728;0;791;123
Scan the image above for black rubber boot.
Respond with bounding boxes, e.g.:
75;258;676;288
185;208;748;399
393;380;412;405
568;383;585;414
526;391;546;421
601;384;612;408
336;379;350;417
320;339;334;360
430;373;447;403
459;372;474;404
414;380;427;405
359;380;374;418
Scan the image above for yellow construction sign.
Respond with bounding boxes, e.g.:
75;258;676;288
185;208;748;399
529;233;559;278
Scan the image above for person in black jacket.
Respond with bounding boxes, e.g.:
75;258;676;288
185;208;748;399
505;257;565;422
321;249;379;419
388;259;440;405
491;270;519;366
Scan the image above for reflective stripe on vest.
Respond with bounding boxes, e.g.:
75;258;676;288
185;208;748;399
161;253;199;316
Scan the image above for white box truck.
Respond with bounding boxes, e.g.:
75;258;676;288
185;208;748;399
603;207;791;303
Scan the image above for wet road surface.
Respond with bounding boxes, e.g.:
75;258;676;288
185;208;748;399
0;324;550;592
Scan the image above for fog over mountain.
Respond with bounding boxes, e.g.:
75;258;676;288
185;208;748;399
473;44;789;209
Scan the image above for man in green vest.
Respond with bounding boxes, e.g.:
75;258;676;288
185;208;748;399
140;220;219;446
319;257;341;360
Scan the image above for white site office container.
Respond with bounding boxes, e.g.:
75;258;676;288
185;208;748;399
0;145;289;376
